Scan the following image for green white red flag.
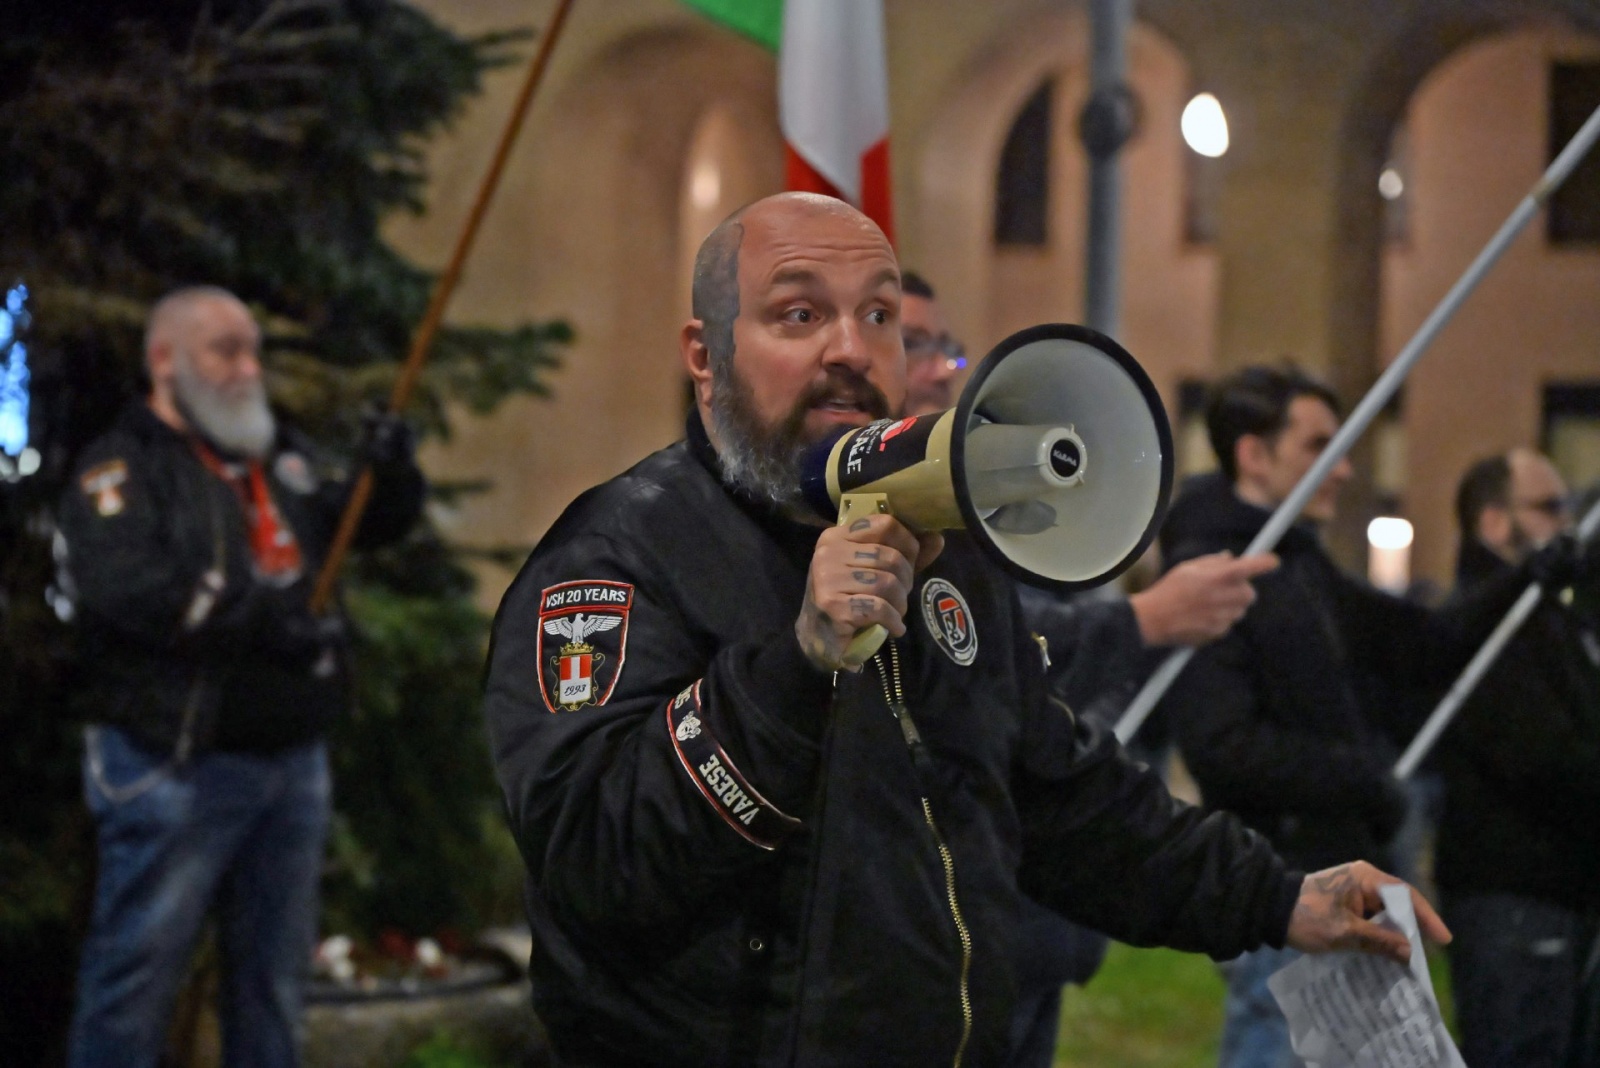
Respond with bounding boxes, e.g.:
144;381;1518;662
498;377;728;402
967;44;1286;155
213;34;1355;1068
681;0;895;241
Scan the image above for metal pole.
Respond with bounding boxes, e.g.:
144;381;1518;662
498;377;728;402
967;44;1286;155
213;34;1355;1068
1082;0;1134;336
1393;497;1600;779
1114;100;1600;746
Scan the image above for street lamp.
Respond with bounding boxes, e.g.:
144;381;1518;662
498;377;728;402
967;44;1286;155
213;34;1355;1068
1181;92;1229;157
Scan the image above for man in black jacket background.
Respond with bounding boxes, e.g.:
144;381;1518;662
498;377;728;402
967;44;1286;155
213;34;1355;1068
1159;365;1526;1068
1437;450;1600;1068
58;286;424;1068
485;195;1451;1068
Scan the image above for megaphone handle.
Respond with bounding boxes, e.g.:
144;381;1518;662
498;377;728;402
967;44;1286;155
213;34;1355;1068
837;493;892;666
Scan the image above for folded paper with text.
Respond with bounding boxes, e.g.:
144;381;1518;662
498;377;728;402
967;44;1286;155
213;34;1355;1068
1268;883;1465;1068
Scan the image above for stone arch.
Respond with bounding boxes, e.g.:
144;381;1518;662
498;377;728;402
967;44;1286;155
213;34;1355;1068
414;25;781;603
911;7;1219;412
676;102;781;322
1326;0;1600;400
1369;17;1600;581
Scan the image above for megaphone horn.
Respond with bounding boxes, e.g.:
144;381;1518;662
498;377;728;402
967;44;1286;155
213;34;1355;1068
799;323;1174;665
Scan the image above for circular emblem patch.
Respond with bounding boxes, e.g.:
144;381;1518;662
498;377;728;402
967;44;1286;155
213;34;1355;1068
921;578;978;667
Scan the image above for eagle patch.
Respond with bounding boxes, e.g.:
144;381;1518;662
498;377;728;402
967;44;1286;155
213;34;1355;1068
536;580;633;713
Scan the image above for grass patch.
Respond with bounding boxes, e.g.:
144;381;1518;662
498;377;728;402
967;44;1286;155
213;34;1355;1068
1056;943;1225;1067
1052;942;1458;1066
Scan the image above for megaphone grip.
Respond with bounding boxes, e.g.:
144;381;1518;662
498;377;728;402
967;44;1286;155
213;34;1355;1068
836;492;894;668
842;624;889;666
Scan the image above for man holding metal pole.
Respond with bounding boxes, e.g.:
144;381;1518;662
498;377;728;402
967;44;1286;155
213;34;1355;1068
1432;450;1600;1068
1157;366;1545;1068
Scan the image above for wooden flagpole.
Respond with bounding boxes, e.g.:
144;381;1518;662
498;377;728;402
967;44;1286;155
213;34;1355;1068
310;0;578;614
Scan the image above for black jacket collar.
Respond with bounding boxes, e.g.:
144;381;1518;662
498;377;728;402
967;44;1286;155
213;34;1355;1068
1456;535;1512;586
1160;472;1321;560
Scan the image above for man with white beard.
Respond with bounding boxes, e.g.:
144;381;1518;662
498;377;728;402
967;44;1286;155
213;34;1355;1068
58;286;424;1068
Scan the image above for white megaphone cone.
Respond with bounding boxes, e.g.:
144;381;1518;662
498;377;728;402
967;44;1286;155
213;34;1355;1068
799;323;1173;664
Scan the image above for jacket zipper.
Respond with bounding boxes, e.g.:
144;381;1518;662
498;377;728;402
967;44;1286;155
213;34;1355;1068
874;641;973;1068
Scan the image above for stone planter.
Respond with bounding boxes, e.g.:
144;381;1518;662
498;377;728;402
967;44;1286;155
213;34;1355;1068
304;972;549;1068
166;932;548;1068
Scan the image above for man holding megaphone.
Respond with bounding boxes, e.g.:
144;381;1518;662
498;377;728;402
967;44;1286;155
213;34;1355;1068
485;192;1447;1068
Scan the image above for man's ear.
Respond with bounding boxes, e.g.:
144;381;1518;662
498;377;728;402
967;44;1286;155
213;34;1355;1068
1235;434;1270;481
680;320;715;413
1477;504;1512;553
145;339;176;398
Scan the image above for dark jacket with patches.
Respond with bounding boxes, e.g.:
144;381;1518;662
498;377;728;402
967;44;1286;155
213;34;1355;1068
1158;473;1522;872
1434;538;1600;913
58;401;424;754
485;415;1303;1068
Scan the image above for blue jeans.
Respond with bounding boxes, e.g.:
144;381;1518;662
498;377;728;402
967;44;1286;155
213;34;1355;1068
69;726;331;1068
1217;944;1302;1068
1447;892;1600;1068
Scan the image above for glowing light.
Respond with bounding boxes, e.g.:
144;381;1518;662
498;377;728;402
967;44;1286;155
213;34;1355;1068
0;280;29;458
1379;168;1404;200
1367;516;1414;550
1367;516;1414;592
1181;93;1229;158
690;160;722;210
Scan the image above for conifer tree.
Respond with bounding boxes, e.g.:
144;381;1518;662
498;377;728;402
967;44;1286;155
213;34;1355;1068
0;2;563;1053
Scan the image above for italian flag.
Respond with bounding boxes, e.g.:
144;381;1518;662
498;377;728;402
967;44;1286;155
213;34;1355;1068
682;0;895;242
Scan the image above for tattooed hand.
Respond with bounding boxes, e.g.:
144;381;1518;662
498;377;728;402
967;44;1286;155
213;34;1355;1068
796;514;944;672
1285;861;1451;965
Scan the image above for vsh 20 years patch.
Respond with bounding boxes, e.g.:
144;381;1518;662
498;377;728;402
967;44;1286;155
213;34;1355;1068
537;580;633;713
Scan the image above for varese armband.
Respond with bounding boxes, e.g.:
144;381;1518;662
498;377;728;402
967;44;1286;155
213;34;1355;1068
666;681;802;851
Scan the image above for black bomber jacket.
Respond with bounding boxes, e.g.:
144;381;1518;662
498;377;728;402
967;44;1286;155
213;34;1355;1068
484;413;1301;1068
1158;474;1527;873
57;401;424;755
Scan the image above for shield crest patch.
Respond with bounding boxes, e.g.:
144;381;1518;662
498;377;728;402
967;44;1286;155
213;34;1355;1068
921;577;978;667
536;580;633;713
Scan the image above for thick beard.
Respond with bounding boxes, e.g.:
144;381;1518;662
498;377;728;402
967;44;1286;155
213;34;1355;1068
709;364;891;509
173;353;276;459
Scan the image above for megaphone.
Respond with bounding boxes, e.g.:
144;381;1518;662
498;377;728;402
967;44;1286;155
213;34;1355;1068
800;323;1173;664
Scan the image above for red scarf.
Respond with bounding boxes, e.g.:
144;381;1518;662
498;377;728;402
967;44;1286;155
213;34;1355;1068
190;439;304;580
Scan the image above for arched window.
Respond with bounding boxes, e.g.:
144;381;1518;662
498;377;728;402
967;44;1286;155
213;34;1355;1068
1549;61;1600;245
994;80;1053;247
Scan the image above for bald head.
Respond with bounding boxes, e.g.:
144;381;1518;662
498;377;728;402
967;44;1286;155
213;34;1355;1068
145;286;253;365
1458;446;1569;562
143;285;273;456
691;193;892;374
679;193;903;507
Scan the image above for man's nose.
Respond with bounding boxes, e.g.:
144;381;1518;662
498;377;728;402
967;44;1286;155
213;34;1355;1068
232;349;263;384
1330;454;1354;482
821;318;873;373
